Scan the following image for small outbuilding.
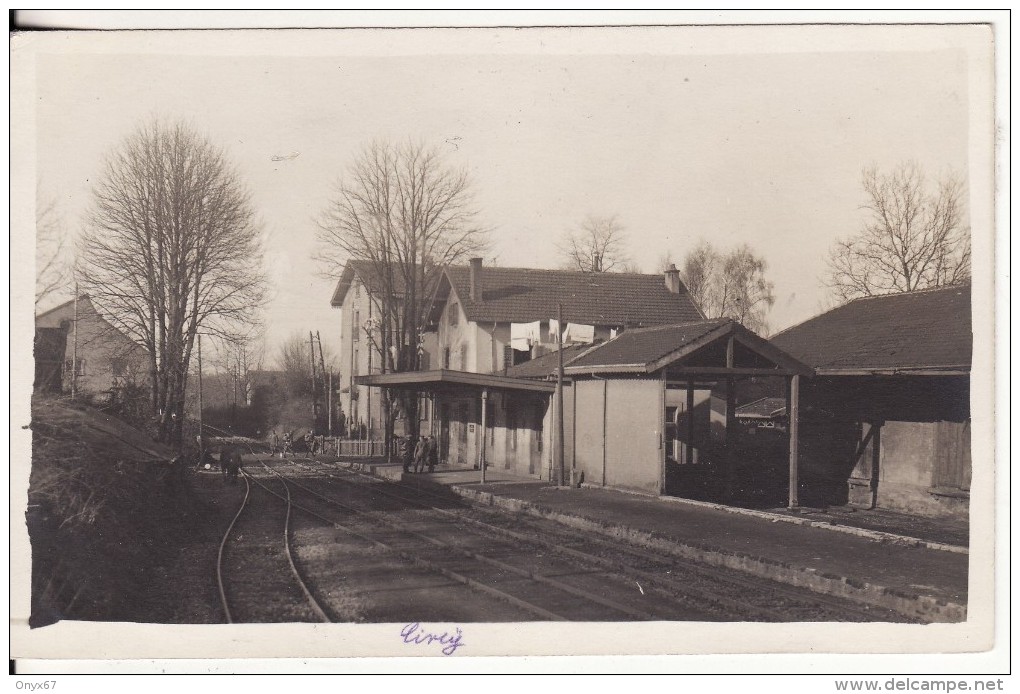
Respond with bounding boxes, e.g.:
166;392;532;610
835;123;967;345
561;319;813;502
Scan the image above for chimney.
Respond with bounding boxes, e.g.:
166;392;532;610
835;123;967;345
469;257;483;302
664;263;681;294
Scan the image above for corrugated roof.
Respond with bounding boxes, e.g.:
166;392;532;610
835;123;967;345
502;344;598;379
444;265;704;326
770;284;972;373
735;397;788;419
566;319;730;370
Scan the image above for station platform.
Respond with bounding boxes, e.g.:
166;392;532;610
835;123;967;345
324;456;972;622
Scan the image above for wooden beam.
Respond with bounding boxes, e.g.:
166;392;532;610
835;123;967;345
725;377;736;501
788;374;800;509
666;366;800;377
869;423;882;510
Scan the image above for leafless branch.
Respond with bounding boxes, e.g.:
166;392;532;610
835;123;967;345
556;215;630;273
77;119;267;445
826;161;971;303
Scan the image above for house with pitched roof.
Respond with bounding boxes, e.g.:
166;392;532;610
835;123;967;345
330;260;441;437
354;258;705;478
34;295;148;401
422;259;705;474
771;284;972;518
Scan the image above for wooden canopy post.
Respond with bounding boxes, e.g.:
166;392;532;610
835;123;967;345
686;378;695;464
724;376;736;501
788;374;800;509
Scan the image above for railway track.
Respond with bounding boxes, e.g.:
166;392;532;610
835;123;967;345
215;469;332;623
253;460;728;622
288;456;912;623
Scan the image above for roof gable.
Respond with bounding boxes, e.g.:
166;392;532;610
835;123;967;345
442;265;704;326
770;284;972;373
564;319;812;376
330;260;448;309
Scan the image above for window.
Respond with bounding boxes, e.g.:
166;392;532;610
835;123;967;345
448;302;459;327
486;401;495;446
443;347;451;369
459;345;468;371
111;358;126;377
419;351;430;371
353;310;360;341
65;359;86;376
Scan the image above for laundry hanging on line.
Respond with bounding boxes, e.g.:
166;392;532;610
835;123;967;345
510;321;542;351
563;323;595;344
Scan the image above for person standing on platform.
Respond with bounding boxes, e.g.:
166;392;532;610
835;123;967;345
413;436;427;474
426;436;438;473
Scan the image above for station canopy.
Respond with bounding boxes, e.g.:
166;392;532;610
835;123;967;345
562;319;813;378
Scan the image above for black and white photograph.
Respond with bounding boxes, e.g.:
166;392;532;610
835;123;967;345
10;13;1004;673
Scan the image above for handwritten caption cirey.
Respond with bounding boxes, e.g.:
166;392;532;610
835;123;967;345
400;622;465;656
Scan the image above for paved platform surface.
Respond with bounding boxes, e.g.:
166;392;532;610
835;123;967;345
333;457;970;622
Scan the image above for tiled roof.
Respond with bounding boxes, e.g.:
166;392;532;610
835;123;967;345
330;260;442;307
565;320;729;370
444;266;704;326
502;344;599;380
770;284;972;373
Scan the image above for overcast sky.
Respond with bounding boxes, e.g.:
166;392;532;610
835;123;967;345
29;26;981;360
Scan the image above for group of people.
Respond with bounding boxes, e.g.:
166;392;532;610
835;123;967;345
403;435;439;474
268;430;293;457
268;430;328;457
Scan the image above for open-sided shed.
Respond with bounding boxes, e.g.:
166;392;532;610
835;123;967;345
771;285;971;518
563;319;813;503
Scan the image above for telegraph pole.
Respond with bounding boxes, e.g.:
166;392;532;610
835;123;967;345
556;302;565;487
309;331;318;427
70;286;78;399
197;334;204;463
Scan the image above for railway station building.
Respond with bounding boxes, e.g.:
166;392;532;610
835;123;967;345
348;260;972;518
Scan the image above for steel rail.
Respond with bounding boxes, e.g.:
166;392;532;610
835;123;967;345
261;461;662;621
244;469;567;622
279;476;332;623
215;472;251;624
310;458;905;622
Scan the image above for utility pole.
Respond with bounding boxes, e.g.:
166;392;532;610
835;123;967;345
556;302;565;487
197;334;204;464
327;372;333;436
70;286;78;399
480;388;488;484
309;331;318;429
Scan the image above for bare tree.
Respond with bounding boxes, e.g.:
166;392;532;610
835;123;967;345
827;161;971;302
210;330;266;407
35;192;70;307
315;139;487;447
273;330;339;398
679;240;776;335
77;119;267;446
557;215;630;273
